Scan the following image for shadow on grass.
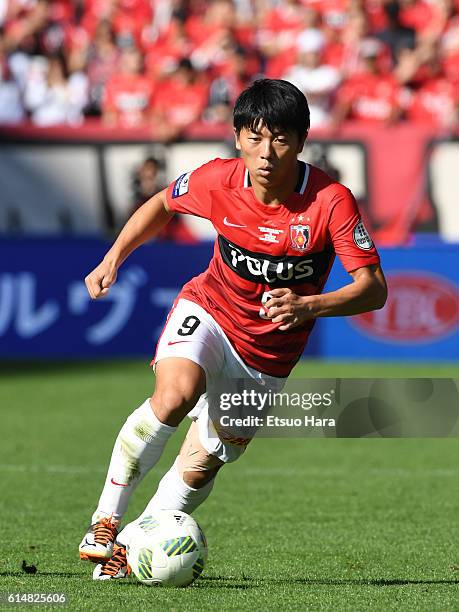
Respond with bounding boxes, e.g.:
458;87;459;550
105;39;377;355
116;575;459;590
1;571;457;588
117;579;255;590
293;578;459;586
195;576;459;589
0;571;82;578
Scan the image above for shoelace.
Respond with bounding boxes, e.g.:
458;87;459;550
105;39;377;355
93;518;118;546
101;546;128;577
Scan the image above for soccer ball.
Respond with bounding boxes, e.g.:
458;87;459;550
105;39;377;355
126;510;208;587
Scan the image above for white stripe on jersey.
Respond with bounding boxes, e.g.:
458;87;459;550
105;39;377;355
299;163;310;195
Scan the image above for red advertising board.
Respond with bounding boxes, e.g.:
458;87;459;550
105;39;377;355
352;271;459;343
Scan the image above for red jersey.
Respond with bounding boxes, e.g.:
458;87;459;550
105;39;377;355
399;1;434;34
338;73;401;122
103;74;154;127
152;78;208;128
406;78;459;124
257;5;303;77
443;50;459;84
313;0;348;30
166;158;379;376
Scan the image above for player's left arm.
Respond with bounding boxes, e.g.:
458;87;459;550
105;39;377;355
266;184;387;331
316;263;387;316
265;264;387;331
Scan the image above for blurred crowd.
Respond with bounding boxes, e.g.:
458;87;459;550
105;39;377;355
1;0;459;136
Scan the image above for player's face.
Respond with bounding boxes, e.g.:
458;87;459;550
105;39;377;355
234;123;305;188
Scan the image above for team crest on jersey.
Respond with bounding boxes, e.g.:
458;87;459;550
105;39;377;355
290;224;310;252
172;171;191;198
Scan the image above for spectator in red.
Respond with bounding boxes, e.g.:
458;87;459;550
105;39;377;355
398;0;435;37
404;56;459;127
185;0;256;65
205;47;255;124
76;19;120;115
186;0;233;42
257;0;306;78
4;0;89;88
332;37;403;126
144;12;193;81
151;57;209;141
103;45;154;127
5;0;83;55
80;0;150;47
191;26;239;74
81;0;118;37
437;0;459;83
329;8;392;77
351;0;388;33
81;0;151;45
323;9;370;77
283;28;340;129
3;0;50;54
144;0;188;44
112;0;152;49
314;0;349;33
375;0;416;65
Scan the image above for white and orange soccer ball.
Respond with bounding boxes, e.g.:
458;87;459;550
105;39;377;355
126;510;207;587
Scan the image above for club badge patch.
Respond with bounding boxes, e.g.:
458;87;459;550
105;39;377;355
290;224;310;251
353;220;373;250
172;171;191;198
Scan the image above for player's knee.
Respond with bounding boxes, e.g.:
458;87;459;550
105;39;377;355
151;387;189;425
180;466;222;489
177;422;224;487
152;360;205;426
151;384;200;426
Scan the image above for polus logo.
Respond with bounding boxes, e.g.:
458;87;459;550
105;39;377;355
352;272;459;343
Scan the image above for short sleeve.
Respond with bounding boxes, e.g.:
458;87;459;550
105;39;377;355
327;185;380;272
165;159;224;220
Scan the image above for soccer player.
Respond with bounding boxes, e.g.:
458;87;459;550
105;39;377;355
79;79;387;579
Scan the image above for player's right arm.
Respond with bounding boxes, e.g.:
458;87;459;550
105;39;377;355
85;188;173;299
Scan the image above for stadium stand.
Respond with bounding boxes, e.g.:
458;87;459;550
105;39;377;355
0;0;458;131
1;0;459;244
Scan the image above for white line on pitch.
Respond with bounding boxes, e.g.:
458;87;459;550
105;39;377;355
0;463;105;475
0;464;457;477
241;467;459;477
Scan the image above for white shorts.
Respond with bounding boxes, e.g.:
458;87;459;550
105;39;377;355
153;299;286;463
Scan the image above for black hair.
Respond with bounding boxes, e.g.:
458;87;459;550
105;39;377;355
143;156;161;169
233;79;310;141
177;57;193;71
384;1;400;20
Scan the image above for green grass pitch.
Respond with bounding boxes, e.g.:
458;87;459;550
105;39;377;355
1;359;459;610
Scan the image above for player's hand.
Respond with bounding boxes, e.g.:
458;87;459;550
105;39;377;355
85;259;118;299
264;288;317;331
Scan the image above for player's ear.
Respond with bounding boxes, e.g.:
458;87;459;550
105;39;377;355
297;131;308;154
233;127;242;151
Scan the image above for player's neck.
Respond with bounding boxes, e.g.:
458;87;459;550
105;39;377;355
249;161;300;206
